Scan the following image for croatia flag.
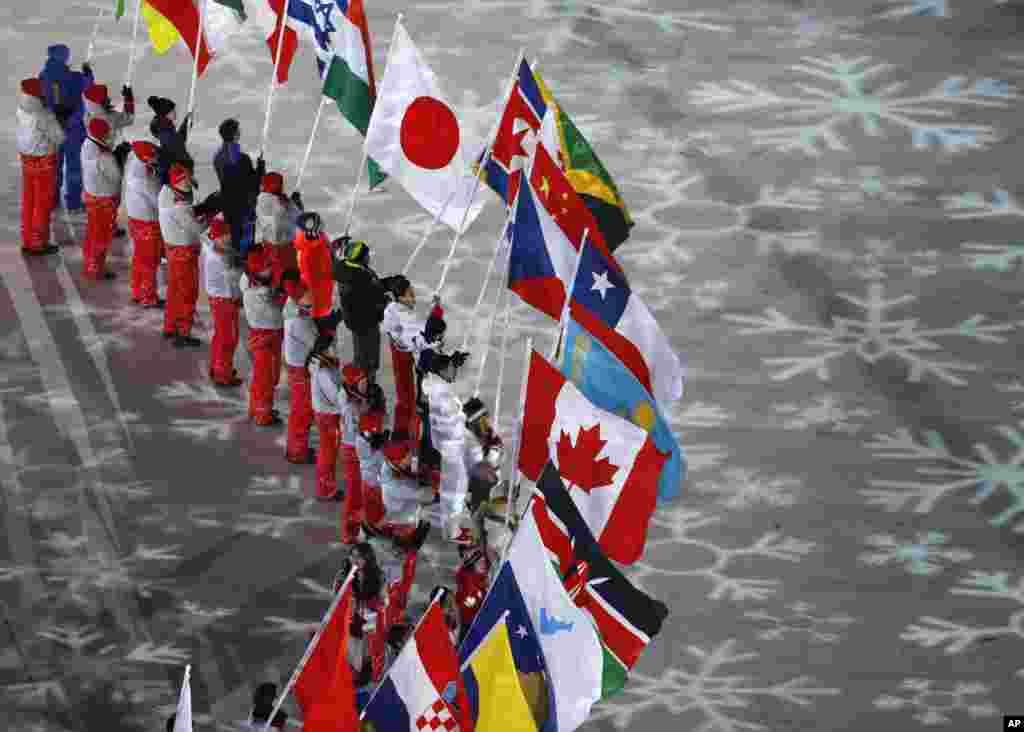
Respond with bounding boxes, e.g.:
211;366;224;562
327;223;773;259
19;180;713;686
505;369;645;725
518;350;668;564
361;591;474;732
568;237;685;407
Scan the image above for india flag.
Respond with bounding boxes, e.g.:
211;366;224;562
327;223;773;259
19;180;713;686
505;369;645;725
316;0;385;187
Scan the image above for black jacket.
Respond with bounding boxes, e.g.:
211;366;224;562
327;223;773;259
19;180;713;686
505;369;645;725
153;117;192;185
213;142;265;217
335;259;390;332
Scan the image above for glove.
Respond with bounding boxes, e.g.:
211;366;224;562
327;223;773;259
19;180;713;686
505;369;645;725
121;85;134;101
54;104;72;126
290;191;303;209
350;614;365;638
81;62;93;76
452;351;470;369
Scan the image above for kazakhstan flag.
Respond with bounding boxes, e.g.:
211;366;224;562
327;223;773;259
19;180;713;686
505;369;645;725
463;617;540;732
560;316;685;501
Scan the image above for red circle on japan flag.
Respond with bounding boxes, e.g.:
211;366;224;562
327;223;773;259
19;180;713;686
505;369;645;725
400;96;460;170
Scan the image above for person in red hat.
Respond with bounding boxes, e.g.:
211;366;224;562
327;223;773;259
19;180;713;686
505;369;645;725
307;342;351;500
381;277;438;440
16;78;64;256
158;163;208;347
81;117;121;279
283;289;317;463
256;172;304;293
203;216;244;387
242;246;286;425
349;385;390;543
124;140;165;305
82;82;134;141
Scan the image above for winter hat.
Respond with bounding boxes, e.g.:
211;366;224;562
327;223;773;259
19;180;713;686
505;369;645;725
147;95;175;118
342;238;369;264
130;140;158;163
463;396;488;425
261;172;284;195
87;117;111;142
46;45;70;64
83;83;108;105
169;163;192;191
299;212;323;239
423;304;446;343
218;118;240;142
20;78;44;98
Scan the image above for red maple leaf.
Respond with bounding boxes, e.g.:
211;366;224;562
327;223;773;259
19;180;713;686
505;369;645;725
556;424;619;494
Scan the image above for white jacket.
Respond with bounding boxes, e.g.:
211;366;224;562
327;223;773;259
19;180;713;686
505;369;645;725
381;301;428;353
356;432;386;487
83;97;133;141
423;373;466;453
16;92;64;157
284;306;318;368
123;151;160;222
241;274;284;330
158;186;204;248
255;192;300;245
310;362;343;415
379;460;425;527
203;235;242;299
81;138;121;198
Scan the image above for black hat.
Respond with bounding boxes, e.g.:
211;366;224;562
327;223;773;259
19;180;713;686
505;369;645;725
299;211;323;238
253;682;278;708
148;95;176;118
218;118;240;142
463;397;488;424
166;714;176;732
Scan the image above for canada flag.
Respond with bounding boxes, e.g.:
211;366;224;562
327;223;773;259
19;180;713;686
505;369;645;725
518;350;668;564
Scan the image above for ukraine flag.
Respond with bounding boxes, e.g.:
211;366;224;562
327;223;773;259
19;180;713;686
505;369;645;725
463;616;540;732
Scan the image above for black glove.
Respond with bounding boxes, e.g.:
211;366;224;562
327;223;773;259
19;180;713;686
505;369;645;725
368;431;390;450
54;104;72;126
350;614;365;638
121;85;134;101
256;155;266;177
452;351;470;369
290;191;303;210
81;62;93;76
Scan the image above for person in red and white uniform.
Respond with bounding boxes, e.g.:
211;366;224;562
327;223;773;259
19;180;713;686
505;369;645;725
380;276;430;440
81;117;121;280
82;83;134;141
242;246;286;425
339;544;389;688
158;163;208;347
346;385;389;544
16;78;64;256
255;172;303;294
309;345;353;500
124;140;165;306
283;289;317;464
202;216;243;387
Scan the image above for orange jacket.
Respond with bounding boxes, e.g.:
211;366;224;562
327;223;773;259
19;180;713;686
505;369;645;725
292;230;335;318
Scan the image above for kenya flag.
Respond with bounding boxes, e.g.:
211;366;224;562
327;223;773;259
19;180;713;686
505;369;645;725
518;350;667;564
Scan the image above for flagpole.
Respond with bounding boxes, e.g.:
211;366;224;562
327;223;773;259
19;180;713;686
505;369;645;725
186;0;208;126
501;336;533;561
431;47;525;301
344;12;403;237
459;231;504;354
262;565;358;731
261;0;292;158
86;5;108;65
402;190;456;276
471;241;512;398
491;281;514;430
296;96;328;189
124;0;144;88
549;228;588;362
359;587;449;718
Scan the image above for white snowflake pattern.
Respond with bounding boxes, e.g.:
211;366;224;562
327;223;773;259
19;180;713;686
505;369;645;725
233;512;336;539
2;679;69;706
724;282;1015;386
693;468;802;510
771;394;877;434
261;616;322;637
861;423;1024;529
627;507;815;602
874;678;998;725
671;401;734;430
743;602;856;643
36;625;104;652
124;642;191;666
902;571;1024;676
858;531;973;576
961;240;1024;272
941;188;1024;219
691;56;1012;156
587;640;839;731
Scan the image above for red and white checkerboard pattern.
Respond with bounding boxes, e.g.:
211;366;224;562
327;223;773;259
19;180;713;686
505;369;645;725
415;698;459;731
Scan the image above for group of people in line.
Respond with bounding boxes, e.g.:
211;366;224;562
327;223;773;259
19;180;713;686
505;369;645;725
16;46;519;711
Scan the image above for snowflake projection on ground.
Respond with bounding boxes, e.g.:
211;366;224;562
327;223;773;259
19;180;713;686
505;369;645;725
996;381;1024;413
861;423;1024;530
941;188;1024;219
742;601;856;644
682;443;731;474
858;531;973;576
813;167;930;206
771;394;877;435
155;380;253;443
873;678;998;725
902;572;1024;673
961;240;1024;272
692;468;802;510
723;282;1015;386
757;233;948;280
41;539;181;605
626;506;815;602
690;56;1014;156
587;640;839;731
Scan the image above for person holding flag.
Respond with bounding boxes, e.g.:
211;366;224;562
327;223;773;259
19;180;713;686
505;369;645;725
214;118;265;257
255;172;304;293
38;45;93;212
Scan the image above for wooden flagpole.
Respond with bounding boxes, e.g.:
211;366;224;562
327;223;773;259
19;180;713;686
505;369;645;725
124;0;145;87
296;96;328;188
261;565;358;731
344;12;403;236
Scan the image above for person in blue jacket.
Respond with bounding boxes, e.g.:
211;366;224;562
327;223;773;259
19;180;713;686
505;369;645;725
38;44;93;212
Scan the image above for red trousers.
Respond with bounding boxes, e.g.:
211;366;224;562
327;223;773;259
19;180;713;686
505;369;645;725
363;482;385;527
164;246;200;336
384;533;420;627
20;154;57;251
128;218;164;304
341;444;363;542
209;297;241;382
248;328;284;422
391;345;417;437
83;193;117;277
456;556;490;631
315;412;341;498
286;366;314;460
356;597;388;685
